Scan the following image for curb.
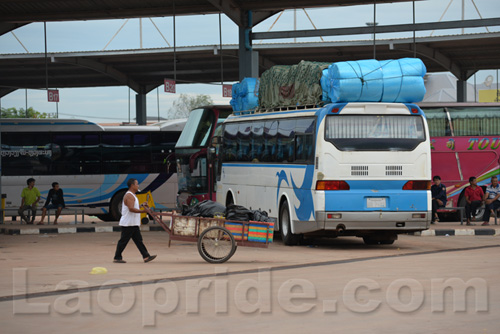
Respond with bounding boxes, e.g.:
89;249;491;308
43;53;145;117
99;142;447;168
0;225;166;235
410;228;500;237
1;226;499;237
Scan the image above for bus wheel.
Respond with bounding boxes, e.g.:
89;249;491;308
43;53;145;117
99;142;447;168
279;201;300;246
110;189;127;221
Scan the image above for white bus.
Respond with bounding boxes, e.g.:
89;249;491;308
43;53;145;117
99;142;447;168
0;118;185;221
215;102;431;245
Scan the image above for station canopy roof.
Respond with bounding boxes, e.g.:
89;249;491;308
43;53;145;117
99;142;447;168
0;0;419;34
1;32;499;97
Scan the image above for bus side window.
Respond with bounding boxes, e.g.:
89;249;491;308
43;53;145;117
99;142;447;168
263;120;278;162
277;119;295;163
223;123;238;162
295;117;316;164
251;121;264;162
238;124;251;162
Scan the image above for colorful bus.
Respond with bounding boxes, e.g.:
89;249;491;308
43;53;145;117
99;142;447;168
215;103;432;245
174;105;233;207
0;118;185;221
420;102;500;220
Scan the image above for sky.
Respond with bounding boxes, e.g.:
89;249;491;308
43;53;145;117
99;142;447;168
0;0;499;123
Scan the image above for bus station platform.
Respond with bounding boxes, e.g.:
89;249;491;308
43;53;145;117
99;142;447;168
0;215;499;237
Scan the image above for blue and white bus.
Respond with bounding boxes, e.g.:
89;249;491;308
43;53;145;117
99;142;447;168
215;102;431;245
0;118;185;221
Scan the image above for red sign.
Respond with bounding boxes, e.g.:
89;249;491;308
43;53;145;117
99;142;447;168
47;89;59;102
222;84;232;98
164;79;176;93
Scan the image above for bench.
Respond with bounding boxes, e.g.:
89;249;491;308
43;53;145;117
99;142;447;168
1;207;84;224
46;208;85;224
436;206;465;225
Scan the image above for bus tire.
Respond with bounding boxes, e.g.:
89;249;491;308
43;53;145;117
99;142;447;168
279;200;300;246
109;189;127;221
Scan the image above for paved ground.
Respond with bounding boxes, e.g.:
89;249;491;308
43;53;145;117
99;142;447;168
1;221;499;333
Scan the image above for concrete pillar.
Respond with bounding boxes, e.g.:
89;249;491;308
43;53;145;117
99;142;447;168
135;93;147;125
457;79;467;102
238;11;259;80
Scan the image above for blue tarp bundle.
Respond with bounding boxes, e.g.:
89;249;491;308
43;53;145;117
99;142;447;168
321;58;427;103
230;77;259;112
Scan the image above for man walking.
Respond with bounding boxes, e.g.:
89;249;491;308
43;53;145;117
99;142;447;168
18;178;41;224
481;176;500;226
113;178;157;263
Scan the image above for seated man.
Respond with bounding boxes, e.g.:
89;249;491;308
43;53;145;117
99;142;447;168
431;175;447;224
464;176;484;226
18;178;41;224
37;182;65;225
481;176;500;226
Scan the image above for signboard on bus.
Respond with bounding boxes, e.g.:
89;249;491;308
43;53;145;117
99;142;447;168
47;90;59;102
164;79;176;93
223;84;232;98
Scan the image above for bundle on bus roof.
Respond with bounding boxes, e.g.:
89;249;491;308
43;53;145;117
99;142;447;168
322;58;427;103
258;60;330;110
230;57;427;113
230;77;260;112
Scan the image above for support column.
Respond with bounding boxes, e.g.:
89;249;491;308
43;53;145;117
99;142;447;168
135;93;147;125
238;11;259;80
456;79;467;102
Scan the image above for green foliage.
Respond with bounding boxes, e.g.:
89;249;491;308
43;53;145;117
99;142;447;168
170;94;213;119
1;107;55;119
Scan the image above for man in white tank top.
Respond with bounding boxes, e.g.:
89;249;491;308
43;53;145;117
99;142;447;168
113;178;157;263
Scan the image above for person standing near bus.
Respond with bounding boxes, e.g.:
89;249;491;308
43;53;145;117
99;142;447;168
481;176;500;226
18;178;41;224
431;175;447;224
464;176;484;226
113;178;157;263
36;182;65;225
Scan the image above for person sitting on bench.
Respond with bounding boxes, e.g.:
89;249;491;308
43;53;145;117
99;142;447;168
464;176;484;226
431;175;447;224
481;176;500;226
37;182;65;225
18;178;41;224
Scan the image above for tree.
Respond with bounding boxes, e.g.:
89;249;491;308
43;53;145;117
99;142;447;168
169;94;213;119
1;107;55;119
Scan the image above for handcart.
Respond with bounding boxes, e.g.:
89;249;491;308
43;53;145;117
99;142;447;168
145;208;274;263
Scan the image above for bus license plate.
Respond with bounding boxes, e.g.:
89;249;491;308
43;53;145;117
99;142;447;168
367;197;387;208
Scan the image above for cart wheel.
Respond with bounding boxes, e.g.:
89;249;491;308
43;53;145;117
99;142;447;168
197;226;237;263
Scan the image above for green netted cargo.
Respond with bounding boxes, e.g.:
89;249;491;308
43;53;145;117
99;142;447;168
258;60;330;109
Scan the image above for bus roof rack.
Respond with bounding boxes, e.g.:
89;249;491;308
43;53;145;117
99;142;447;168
233;104;323;116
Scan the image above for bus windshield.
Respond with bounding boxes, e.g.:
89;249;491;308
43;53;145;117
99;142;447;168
176;108;215;148
325;115;425;151
176;154;208;194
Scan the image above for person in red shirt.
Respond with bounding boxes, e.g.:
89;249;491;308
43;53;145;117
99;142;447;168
464;176;485;225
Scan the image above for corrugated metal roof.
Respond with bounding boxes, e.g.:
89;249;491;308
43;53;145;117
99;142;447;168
1;32;499;98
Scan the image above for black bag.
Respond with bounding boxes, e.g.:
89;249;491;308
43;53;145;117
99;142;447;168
182;200;226;218
225;204;253;221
